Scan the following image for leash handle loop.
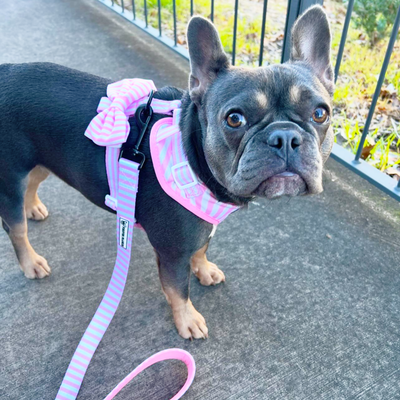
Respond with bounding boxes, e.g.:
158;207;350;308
103;349;196;400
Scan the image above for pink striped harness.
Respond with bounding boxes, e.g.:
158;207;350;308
55;79;238;399
84;78;239;223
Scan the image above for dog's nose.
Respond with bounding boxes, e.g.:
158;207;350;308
267;130;302;157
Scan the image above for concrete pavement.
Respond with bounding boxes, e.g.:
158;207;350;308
1;1;400;399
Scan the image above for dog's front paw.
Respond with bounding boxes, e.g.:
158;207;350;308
25;196;49;221
21;252;51;279
173;300;209;340
192;260;226;286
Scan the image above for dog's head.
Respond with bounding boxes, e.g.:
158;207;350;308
185;6;334;200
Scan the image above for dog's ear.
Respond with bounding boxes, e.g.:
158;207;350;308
290;6;334;94
187;16;230;106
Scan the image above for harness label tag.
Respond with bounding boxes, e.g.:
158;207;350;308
119;218;129;249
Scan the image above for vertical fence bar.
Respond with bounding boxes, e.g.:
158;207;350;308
111;0;114;6
232;0;239;65
334;0;354;82
144;0;148;27
211;0;214;22
190;0;194;16
354;6;400;162
173;0;177;46
281;0;301;63
132;0;136;19
157;0;162;36
121;0;125;12
259;0;268;66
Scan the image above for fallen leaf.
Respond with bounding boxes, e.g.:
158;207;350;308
381;83;397;100
384;167;400;181
361;145;374;160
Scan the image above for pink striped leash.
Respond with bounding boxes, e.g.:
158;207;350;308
55;80;195;400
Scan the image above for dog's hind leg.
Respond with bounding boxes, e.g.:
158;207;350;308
25;166;50;220
0;180;50;279
191;240;225;286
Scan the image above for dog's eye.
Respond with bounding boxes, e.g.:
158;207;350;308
226;113;246;128
311;107;329;124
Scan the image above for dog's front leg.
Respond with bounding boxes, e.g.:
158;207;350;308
25;166;50;220
191;239;225;286
6;219;51;279
156;251;208;340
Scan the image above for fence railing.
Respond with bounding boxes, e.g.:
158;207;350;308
98;0;400;201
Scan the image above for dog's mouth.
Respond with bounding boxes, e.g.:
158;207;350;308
253;171;307;199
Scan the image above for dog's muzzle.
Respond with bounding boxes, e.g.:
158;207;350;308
251;121;312;198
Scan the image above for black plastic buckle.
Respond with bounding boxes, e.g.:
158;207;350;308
119;90;156;169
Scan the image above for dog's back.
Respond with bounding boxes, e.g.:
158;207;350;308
0;62;111;205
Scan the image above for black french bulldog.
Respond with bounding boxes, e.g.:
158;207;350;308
0;6;334;339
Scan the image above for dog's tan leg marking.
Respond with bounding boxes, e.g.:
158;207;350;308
9;220;51;279
25;166;50;221
163;287;208;340
191;243;225;286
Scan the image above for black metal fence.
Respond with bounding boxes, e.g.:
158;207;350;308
99;0;400;201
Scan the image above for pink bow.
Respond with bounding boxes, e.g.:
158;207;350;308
85;79;157;148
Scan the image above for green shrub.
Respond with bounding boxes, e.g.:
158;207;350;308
353;0;400;46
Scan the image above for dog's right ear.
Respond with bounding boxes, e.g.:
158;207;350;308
187;16;230;106
290;6;334;94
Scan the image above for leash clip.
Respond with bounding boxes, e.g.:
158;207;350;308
119;90;156;169
119;148;146;170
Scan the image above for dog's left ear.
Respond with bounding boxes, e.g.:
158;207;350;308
187;16;230;106
290;6;334;94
